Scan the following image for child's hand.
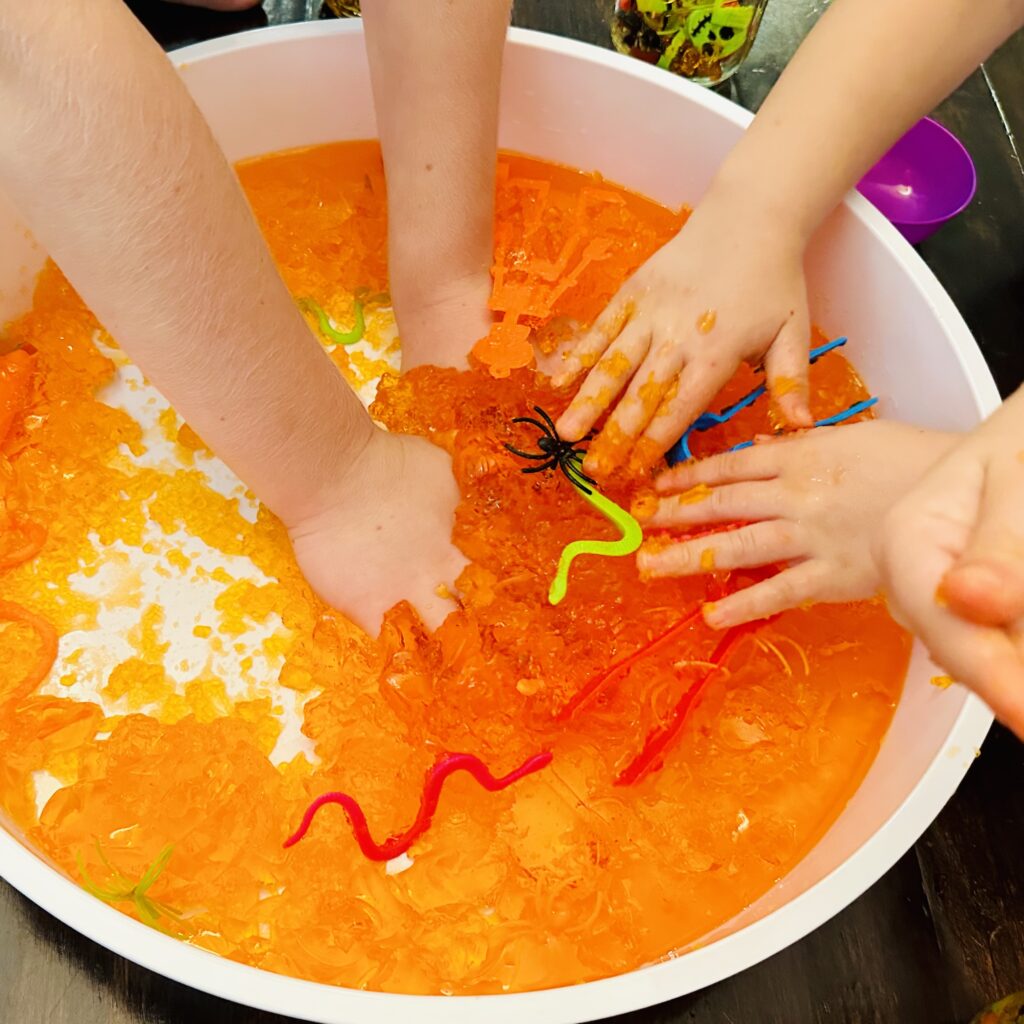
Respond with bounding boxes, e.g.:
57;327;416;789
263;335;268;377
874;393;1024;738
638;420;955;628
286;430;467;636
395;270;493;373
554;192;814;475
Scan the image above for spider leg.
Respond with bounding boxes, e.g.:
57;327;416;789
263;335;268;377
532;406;561;440
562;469;593;495
560;457;595;493
512;416;554;436
521;459;559;475
571;464;599;489
504;444;551;461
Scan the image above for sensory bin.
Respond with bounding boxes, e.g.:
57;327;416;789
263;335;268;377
0;143;908;995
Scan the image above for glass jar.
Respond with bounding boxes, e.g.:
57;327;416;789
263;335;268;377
306;0;361;17
611;0;769;86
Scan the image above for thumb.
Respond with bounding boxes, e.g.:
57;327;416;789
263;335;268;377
764;312;813;429
940;457;1024;627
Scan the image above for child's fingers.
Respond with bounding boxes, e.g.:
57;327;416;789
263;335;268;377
582;353;677;475
703;560;828;628
555;321;651;440
631;355;738;472
638;519;803;578
879;493;1024;738
644;480;783;528
941;458;1024;627
904;597;1024;740
957;632;1024;740
942;561;1024;628
656;442;782;493
764;313;813;428
552;296;633;388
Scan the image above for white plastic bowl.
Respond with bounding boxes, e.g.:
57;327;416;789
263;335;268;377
0;20;998;1024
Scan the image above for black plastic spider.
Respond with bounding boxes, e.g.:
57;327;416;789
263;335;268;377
504;406;597;493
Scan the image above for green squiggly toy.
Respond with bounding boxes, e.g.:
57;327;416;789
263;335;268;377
503;407;644;606
300;296;366;346
549;454;644;606
77;842;179;932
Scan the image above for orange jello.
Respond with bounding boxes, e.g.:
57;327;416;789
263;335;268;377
0;143;909;995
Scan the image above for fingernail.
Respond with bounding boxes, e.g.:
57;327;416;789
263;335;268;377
631;494;659;522
789;406;814;429
949;563;1004;593
702;601;725;629
636;550;658;580
627;437;664;476
637;536;674;573
771;376;808;406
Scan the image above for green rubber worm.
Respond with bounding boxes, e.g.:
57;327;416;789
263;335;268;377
77;842;179;932
549;454;644;606
301;297;366;346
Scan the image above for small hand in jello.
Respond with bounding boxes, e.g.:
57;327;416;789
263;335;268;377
874;390;1024;738
394;270;494;373
637;420;954;627
554;191;815;476
0;0;470;640
286;429;467;635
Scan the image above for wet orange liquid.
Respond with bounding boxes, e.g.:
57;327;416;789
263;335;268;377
0;143;908;994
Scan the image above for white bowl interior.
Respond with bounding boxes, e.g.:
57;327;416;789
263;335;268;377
0;22;997;1024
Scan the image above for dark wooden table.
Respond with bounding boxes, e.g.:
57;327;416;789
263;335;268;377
2;2;1022;1021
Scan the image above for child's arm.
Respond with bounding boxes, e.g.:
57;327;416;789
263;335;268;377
0;0;464;632
0;1;366;525
362;0;511;371
556;0;1024;473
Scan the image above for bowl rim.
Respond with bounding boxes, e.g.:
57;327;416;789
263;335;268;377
0;19;999;1024
858;115;978;228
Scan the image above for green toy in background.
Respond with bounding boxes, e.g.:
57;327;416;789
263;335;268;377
684;1;755;59
318;0;361;15
611;0;768;84
972;993;1024;1024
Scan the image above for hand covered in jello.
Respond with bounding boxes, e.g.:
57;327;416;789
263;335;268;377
554;188;816;476
637;420;954;627
874;390;1024;738
286;430;467;635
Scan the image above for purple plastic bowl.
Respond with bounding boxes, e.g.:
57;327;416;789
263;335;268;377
857;116;977;245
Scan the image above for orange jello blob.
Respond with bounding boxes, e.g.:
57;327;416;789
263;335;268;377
0;143;909;995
